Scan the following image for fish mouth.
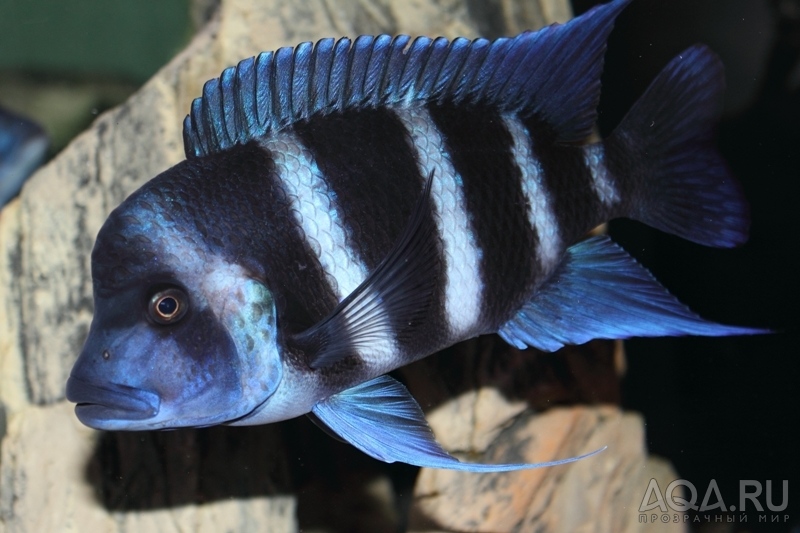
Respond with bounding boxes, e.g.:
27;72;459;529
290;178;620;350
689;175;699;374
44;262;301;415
66;376;160;426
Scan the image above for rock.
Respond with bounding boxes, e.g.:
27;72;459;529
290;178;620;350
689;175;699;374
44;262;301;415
0;403;296;532
409;406;683;533
401;337;684;533
0;1;681;532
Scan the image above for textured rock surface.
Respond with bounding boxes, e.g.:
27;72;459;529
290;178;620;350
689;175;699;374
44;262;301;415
401;337;683;533
0;403;296;532
409;406;679;533
0;1;681;532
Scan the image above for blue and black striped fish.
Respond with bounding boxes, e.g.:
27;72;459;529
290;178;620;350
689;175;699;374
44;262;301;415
66;0;762;471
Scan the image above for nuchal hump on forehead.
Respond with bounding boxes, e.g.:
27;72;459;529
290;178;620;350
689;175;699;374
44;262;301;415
92;143;281;292
67;0;766;472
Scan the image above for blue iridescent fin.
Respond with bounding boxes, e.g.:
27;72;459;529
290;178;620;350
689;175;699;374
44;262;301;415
183;0;631;157
607;45;748;248
311;375;604;471
498;236;765;352
292;172;438;370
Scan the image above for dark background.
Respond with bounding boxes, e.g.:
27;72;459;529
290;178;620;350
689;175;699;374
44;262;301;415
574;0;799;530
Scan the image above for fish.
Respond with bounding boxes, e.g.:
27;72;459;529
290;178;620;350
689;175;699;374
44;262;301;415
0;105;48;206
66;0;764;472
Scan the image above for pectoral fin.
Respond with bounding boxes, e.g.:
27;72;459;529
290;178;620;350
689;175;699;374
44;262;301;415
311;374;604;472
498;236;765;352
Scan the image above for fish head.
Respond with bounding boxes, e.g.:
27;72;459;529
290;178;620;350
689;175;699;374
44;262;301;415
67;168;283;430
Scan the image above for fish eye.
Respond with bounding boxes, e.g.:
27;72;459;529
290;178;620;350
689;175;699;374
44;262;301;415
148;287;188;325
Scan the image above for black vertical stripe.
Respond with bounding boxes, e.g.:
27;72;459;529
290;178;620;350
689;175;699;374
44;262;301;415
522;116;607;244
427;103;539;328
292;108;448;356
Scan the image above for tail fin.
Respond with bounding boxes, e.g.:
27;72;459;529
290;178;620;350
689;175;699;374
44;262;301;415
606;45;748;248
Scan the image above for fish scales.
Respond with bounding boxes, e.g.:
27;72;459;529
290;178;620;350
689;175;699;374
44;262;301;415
525;115;616;244
263;128;404;368
426;103;541;328
283;107;452;357
291;108;422;272
395;105;484;339
583;144;621;208
68;0;766;471
262;131;369;300
504;116;562;270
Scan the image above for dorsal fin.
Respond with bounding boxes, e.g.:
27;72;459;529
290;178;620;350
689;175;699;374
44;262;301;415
183;0;630;158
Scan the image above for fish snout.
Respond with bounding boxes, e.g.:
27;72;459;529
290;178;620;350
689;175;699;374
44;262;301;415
66;374;160;428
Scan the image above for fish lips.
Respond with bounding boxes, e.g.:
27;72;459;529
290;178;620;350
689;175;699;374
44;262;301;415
66;375;160;428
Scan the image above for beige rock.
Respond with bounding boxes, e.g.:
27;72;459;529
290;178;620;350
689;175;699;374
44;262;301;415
0;0;680;532
400;336;681;533
410;405;684;533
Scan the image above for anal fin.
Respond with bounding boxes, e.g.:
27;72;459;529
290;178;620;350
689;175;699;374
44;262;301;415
498;236;766;352
311;375;604;471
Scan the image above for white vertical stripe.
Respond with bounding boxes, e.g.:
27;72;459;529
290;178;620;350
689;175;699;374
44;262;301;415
261;133;368;300
583;144;620;207
396;106;483;337
504;117;562;270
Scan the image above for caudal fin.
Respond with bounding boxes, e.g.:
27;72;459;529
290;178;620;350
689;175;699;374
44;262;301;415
606;45;748;248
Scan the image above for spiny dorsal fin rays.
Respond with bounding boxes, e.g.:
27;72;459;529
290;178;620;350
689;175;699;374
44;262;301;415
183;0;631;158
